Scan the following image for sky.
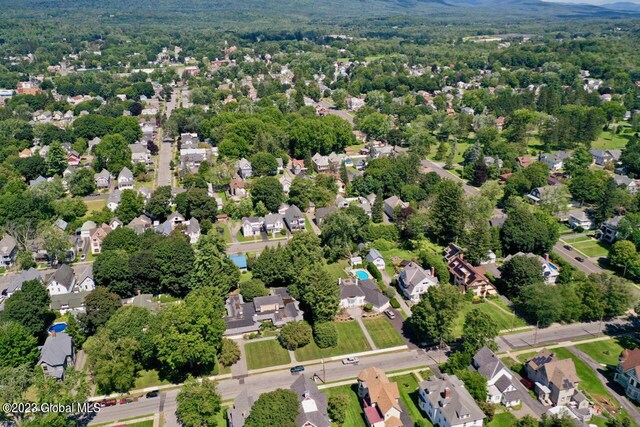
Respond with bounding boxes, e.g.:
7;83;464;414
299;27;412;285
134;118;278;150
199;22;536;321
542;0;640;3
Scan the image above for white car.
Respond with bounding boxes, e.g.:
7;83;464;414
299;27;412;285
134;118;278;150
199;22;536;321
342;357;359;365
384;309;396;320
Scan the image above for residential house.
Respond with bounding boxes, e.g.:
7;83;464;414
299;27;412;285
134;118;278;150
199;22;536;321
94;169;111;189
223;288;304;336
0;267;41;300
109;217;123;229
315;206;338;226
228;177;247;199
19;148;32;158
284;205;306;232
237;158;253;179
525;349;588;414
597;215;624;243
613;174;638;195
504;252;560;285
242;217;264;237
264;213;284;236
338;278;390;312
517;156;534;168
366;249;386;271
398;261;439;303
311;153;330;173
383;196;407;220
50;291;91;315
291;159;307;175
53;219;68;232
89;224;112;255
590;149;621;166
447;251;498;297
472;347;522;407
127;215;153;235
227;390;257;427
45;264;77;295
279;175;292;194
88;137;101;152
291;375;331;427
38;332;74;380
357;367;402;427
614;348;640;403
527;186;555;204
567;210;593;230
540;151;570;171
180;148;208;171
107;189;122;211
184;218;201;244
117;167;134;190
66;150;81;166
0;235;18;267
370;145;394;159
29;176;47;187
130;143;151;164
418;374;485;427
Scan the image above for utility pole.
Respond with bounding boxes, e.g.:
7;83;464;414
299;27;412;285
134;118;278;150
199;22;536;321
322;358;326;383
599;315;604;337
534;321;539;345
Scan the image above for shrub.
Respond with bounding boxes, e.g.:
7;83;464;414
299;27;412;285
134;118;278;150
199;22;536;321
363;303;373;312
367;263;382;281
371;238;396;251
390;298;401;309
279;321;312;350
239;279;268;301
383;287;396;299
328;393;350;425
313;322;338;348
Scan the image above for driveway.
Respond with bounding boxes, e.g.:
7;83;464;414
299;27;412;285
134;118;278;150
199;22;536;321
156;141;173;188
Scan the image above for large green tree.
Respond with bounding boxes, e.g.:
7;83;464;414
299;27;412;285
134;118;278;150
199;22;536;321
190;233;239;299
2;280;54;339
176;377;222;427
429;180;465;243
408;284;464;347
0;321;39;368
78;287;122;336
251;176;284;213
245;389;299;427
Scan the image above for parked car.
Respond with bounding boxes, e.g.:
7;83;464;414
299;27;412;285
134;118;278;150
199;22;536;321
145;390;159;398
563;245;572;251
342;357;359;365
290;365;305;374
520;378;534;390
575;256;585;262
99;399;117;407
384;309;396;320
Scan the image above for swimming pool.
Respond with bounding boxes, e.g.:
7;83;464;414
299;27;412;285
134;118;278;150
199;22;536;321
354;270;371;280
49;323;67;334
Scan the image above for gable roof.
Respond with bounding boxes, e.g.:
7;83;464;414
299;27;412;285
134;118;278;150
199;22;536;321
358;367;401;415
0;235;17;256
419;374;485;425
620;348;640;378
291;375;331;427
39;332;73;367
118;167;133;180
46;264;74;289
366;248;383;263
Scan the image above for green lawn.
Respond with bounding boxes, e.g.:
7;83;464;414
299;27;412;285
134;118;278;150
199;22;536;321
592;128;631;150
324;385;366;427
215;408;227;427
554;348;618;408
134;369;170;389
452;300;528;337
572;240;610;258
236;230;260;243
294;321;371;361
362;317;405;349
215;223;232;243
245;339;291;370
325;260;349;282
562;235;592;243
576;339;626;366
487;412;518;427
391;374;432;426
84;198;106;213
125;421;154;427
238;271;253;283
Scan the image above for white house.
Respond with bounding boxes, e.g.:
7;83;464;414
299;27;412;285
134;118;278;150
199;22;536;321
242;217;264;237
264;213;284;236
472;347;522;408
398;261;439;303
117;167;134;190
365;249;386;271
568;210;593;230
419;374;485;427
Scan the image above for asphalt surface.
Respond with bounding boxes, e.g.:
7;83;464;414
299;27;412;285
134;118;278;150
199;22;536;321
553;242;604;275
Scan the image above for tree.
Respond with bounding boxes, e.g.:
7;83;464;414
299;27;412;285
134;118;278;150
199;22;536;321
45;141;67;176
251;177;284;213
250;152;279;176
372;190;384;223
563;146;593;177
115;189;144;224
298;268;340;323
190;233;239;299
93;250;133;296
176;377;221;427
219;338;241;367
245;389;299;427
471;158;489;187
608;240;639;277
78;287;122;336
251;246;293;287
175;187;218;222
500;255;545;296
53;197;87;222
328;393;350;425
3;280;54;339
320;211;361;262
153;235;196;297
313;322;338;348
38;224;72;264
279;320;312;350
145;186;172;221
456;370;488;402
0;321;39;368
462;222;493;265
288;177;313;209
461;309;499;354
429;180;465;243
68;168;96;196
501;204;559;255
621;137;640;175
408;284;464;347
83;331;139;394
239;279;268;301
101;227;140;252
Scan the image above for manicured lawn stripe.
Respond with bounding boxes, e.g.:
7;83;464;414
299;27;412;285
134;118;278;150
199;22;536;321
294;321;371;361
245;340;291;370
452;300;528;337
487;412;518;427
390;374;433;426
362;317;405;349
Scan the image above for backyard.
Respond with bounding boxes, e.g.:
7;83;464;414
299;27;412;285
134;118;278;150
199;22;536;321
452;299;528;337
487;412;518;427
323;384;366;427
245;339;291;370
362;317;405;349
391;373;433;426
294;321;371;361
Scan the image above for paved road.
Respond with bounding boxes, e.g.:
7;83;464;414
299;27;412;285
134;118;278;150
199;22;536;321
553;242;604;275
156;141;173;188
318;99;354;126
226;238;291;254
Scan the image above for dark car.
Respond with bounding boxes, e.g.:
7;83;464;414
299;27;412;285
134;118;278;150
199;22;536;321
520;378;534;390
146;390;159;398
575;256;585;262
99;399;117;407
563;244;572;251
290;365;305;374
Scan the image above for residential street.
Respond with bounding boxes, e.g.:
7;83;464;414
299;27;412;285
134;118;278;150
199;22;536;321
553;242;604;275
318;99;354;126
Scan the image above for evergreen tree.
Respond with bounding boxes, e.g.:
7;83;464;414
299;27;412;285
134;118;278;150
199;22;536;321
372;190;384;223
45;141;67;176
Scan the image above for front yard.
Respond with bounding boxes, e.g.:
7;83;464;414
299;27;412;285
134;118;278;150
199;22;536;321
323;384;366;427
560;233;610;259
575;339;626;366
390;373;433;426
245;339;291;370
294;321;371;361
452;299;528;337
362;317;405;348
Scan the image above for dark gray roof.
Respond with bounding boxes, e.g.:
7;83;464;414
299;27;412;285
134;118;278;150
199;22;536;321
46;264;75;289
291;375;331;427
366;248;383;263
340;282;366;299
3;268;41;296
360;279;389;309
0;235;17;256
419;374;485;425
50;290;90;311
38;332;73;379
227;390;257;427
253;295;284;311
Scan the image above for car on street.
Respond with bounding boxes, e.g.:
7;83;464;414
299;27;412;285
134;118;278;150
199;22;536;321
575;256;585;262
520;378;534;389
145;390;159;398
564;244;572;251
290;365;305;374
384;309;396;320
99;399;117;407
342;357;359;365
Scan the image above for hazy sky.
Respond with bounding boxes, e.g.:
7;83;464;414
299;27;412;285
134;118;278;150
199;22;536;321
542;0;640;3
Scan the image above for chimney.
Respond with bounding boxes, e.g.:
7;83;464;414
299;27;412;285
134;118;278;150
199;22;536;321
430;267;436;277
52;331;56;337
459;253;463;260
544;253;549;262
444;387;450;399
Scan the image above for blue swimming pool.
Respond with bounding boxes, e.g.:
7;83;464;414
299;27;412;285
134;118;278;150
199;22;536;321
49;323;67;334
354;270;370;280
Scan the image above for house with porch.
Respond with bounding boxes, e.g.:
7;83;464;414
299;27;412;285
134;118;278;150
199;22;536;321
418;374;485;427
117;167;134;190
242;217;264;237
284;205;305;232
398;261;439;303
614;348;640;403
38;332;74;380
472;347;522;408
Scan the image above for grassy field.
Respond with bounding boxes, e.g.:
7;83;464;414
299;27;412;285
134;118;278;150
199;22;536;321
572;240;610;258
554;348;618;408
487;412;518;427
452;300;528;337
325;260;350;282
576;339;627;366
324;384;366;427
362;317;405;348
294;321;371;361
84;198;106;213
391;374;433;426
562;235;592;243
245;339;291;370
427;141;471;165
592;128;631;150
134;369;170;389
238;271;253;283
125;421;153;427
